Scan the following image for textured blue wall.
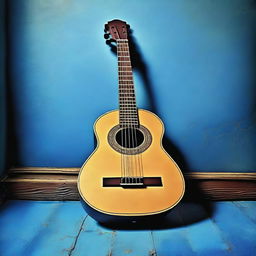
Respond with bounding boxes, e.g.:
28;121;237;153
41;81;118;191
8;0;256;171
0;0;6;177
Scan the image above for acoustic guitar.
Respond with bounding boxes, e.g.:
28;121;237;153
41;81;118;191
78;19;185;223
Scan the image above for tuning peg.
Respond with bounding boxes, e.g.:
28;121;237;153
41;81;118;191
104;33;110;39
104;24;109;31
106;39;116;45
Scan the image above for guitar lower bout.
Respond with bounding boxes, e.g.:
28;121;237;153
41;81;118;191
78;109;185;223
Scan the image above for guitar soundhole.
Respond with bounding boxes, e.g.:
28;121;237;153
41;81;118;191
115;128;144;148
108;125;152;154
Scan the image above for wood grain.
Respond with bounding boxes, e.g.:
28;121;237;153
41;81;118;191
2;167;256;201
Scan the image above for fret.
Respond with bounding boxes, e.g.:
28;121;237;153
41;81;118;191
118;66;132;69
119;121;139;123
120;119;138;121
118;62;130;65
118;85;134;88
119;95;135;98
119;101;136;102
119;91;135;94
119;112;137;114
120;118;138;120
120;116;137;119
119;108;137;111
118;56;130;58
120;121;138;123
119;109;137;112
120;113;137;115
118;53;129;56
119;83;133;85
120;114;137;116
119;104;136;107
119;122;138;124
120;117;138;119
118;69;132;72
119;123;139;126
119;97;136;99
119;100;136;103
119;119;138;121
118;72;133;75
119;105;137;107
119;87;135;90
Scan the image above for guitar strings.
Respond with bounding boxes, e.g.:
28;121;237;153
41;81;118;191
122;39;142;183
118;39;144;184
119;41;126;184
120;40;130;183
119;40;129;183
124;40;136;184
124;40;132;183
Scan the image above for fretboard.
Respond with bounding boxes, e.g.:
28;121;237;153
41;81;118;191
117;39;139;127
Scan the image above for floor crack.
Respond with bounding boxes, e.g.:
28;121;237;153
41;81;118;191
67;215;88;256
150;230;158;256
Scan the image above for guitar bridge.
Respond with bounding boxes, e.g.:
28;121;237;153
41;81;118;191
103;177;162;188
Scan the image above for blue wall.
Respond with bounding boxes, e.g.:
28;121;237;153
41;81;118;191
8;0;256;171
0;0;6;177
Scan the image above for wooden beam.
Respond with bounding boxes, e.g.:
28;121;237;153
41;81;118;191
2;167;256;201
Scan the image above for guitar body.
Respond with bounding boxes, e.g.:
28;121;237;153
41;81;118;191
78;109;185;223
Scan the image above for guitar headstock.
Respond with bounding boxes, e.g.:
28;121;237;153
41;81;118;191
104;20;130;42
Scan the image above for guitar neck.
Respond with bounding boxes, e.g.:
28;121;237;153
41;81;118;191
117;39;139;127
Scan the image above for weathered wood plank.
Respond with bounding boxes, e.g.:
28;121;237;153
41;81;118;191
212;202;256;256
111;230;155;256
4;174;79;200
152;227;196;256
184;218;231;256
0;201;87;256
26;202;87;256
2;168;256;200
233;201;256;223
190;180;256;200
9;167;80;174
71;216;114;256
9;167;256;180
1;201;256;256
0;200;61;256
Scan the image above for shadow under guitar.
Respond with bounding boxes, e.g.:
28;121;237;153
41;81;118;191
102;29;214;230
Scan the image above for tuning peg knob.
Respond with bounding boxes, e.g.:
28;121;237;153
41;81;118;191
104;33;110;39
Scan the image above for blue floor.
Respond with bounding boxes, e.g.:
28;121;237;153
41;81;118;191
0;200;255;256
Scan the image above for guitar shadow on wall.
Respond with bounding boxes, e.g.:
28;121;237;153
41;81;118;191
103;30;214;230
